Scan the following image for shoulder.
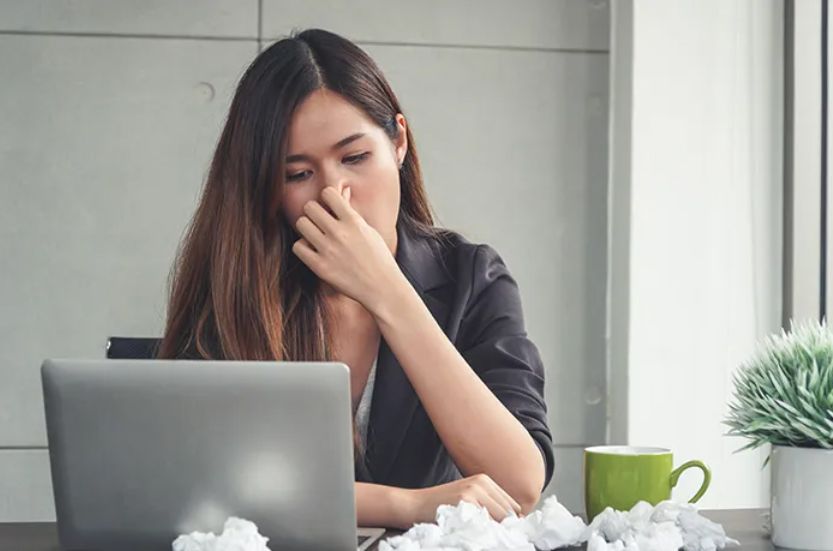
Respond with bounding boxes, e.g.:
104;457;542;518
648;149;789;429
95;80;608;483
400;228;517;312
416;226;507;269
423;228;515;291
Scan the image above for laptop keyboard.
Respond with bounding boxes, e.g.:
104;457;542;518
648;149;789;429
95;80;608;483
357;530;384;550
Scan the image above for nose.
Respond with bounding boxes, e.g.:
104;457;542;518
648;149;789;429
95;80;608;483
327;182;347;195
319;166;349;197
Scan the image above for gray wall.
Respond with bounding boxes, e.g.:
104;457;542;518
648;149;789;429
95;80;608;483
0;0;610;520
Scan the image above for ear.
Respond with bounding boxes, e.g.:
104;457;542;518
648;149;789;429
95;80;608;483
394;113;408;166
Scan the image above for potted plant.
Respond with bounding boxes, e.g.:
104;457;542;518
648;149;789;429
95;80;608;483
725;318;833;550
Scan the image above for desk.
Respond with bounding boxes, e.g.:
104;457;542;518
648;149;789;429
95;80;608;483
0;509;771;550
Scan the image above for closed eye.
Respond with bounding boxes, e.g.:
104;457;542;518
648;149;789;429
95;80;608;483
285;152;371;182
344;152;371;164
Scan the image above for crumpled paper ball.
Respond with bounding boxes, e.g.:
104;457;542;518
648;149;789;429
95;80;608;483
379;495;739;551
379;496;586;551
172;516;271;551
585;499;739;551
381;500;535;551
501;495;586;549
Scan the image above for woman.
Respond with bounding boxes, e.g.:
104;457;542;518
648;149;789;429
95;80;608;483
158;28;554;530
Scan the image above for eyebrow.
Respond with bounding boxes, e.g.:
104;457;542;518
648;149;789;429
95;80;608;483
285;133;366;163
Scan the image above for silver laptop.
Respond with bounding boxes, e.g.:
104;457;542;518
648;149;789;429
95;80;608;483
41;358;385;551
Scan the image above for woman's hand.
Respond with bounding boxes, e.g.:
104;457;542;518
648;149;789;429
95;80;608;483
406;473;524;524
291;186;406;310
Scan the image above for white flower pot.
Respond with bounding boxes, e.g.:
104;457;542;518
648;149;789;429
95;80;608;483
771;445;833;550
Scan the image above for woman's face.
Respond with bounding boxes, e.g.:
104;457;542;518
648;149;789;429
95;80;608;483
280;88;408;253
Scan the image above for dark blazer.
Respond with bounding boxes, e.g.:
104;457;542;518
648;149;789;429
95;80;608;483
359;221;554;491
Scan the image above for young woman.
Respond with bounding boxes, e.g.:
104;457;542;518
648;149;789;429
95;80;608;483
158;28;553;530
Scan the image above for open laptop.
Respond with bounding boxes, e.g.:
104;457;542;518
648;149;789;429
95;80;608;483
41;358;386;551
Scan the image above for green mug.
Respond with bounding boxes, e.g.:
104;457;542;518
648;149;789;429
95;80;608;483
584;445;711;522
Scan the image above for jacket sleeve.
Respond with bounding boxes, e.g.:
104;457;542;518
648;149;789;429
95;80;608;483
457;243;555;490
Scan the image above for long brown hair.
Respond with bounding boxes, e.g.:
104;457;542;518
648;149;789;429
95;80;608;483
158;29;443;466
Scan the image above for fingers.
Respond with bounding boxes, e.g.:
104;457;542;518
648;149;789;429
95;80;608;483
294;216;326;251
477;483;520;520
476;493;514;522
291;238;318;267
487;490;521;519
482;476;523;516
458;474;523;521
319;186;354;220
302;200;340;235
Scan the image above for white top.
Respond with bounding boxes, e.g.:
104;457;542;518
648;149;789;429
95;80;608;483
354;355;378;447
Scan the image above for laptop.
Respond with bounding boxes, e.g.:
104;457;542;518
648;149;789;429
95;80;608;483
41;358;386;551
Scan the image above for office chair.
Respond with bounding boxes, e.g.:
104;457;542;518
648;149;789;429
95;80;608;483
105;337;161;359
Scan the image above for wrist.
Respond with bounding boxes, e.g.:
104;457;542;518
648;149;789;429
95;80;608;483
355;482;419;530
366;271;415;322
388;486;420;530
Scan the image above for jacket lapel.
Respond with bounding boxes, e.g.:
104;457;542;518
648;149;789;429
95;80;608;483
365;221;452;484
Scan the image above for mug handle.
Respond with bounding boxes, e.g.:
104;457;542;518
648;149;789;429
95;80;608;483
669;460;711;503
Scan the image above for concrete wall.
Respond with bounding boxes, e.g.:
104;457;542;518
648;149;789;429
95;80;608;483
0;1;611;520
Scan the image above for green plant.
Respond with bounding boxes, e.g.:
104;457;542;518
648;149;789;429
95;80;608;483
725;318;833;457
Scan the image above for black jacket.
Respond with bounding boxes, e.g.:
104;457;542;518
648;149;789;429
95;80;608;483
358;221;554;491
